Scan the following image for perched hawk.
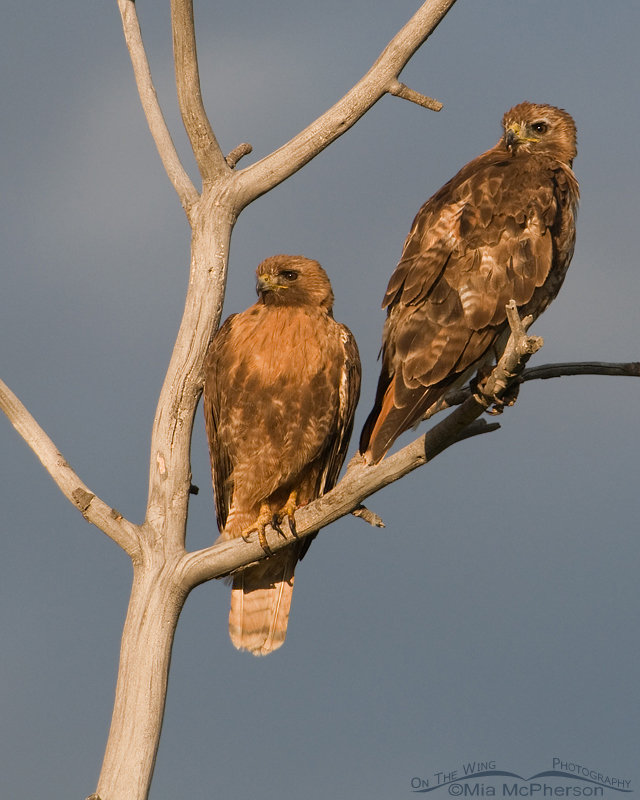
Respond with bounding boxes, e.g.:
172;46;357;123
360;102;579;463
203;255;361;655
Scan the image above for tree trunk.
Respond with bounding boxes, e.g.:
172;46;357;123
96;552;187;800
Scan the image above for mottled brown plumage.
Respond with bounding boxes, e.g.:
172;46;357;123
360;103;579;463
203;255;361;655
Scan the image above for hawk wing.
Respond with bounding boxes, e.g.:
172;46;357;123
315;323;361;494
361;149;578;463
203;312;237;532
291;321;361;563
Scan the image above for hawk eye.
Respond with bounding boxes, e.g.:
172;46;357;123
281;270;298;282
532;122;548;134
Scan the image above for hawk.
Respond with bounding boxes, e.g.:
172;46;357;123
360;102;579;463
203;255;361;655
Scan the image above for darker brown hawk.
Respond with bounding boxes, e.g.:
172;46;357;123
360;102;579;464
203;255;361;655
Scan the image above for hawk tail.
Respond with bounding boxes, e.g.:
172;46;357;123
228;545;302;656
359;364;396;459
361;377;450;464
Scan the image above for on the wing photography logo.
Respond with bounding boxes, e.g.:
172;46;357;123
411;759;633;796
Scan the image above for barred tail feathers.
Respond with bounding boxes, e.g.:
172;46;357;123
228;545;300;656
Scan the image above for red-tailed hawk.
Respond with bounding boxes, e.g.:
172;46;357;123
203;255;361;655
360;102;579;463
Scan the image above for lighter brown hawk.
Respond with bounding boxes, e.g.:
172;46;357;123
203;255;361;655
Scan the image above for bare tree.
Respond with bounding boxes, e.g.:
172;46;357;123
0;1;637;798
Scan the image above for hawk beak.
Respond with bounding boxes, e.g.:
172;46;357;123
505;126;519;150
257;274;271;293
505;122;539;151
257;273;287;294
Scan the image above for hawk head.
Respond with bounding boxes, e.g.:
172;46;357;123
501;102;577;164
255;255;335;311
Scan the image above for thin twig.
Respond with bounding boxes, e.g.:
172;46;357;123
225;143;253;169
522;361;640;381
117;0;199;214
389;79;442;111
352;504;386;528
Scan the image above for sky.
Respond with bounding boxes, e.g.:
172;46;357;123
1;1;639;798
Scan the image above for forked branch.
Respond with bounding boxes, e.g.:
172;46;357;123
233;0;458;207
170;0;229;184
2;0;463;568
118;0;199;213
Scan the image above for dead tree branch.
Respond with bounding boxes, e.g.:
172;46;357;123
0;377;140;557
522;361;640;381
178;417;499;586
389;79;443;111
225;142;253;169
444;361;640;408
118;0;199;213
170;0;229;184
232;0;457;208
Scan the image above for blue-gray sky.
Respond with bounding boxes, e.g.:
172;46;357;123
1;2;639;798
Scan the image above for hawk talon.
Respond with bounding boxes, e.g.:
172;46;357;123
241;530;273;556
487;377;522;414
257;528;274;557
240;504;275;556
270;490;300;539
271;515;287;539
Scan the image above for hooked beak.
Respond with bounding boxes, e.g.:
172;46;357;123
505;127;519;150
505;122;540;153
256;273;287;295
